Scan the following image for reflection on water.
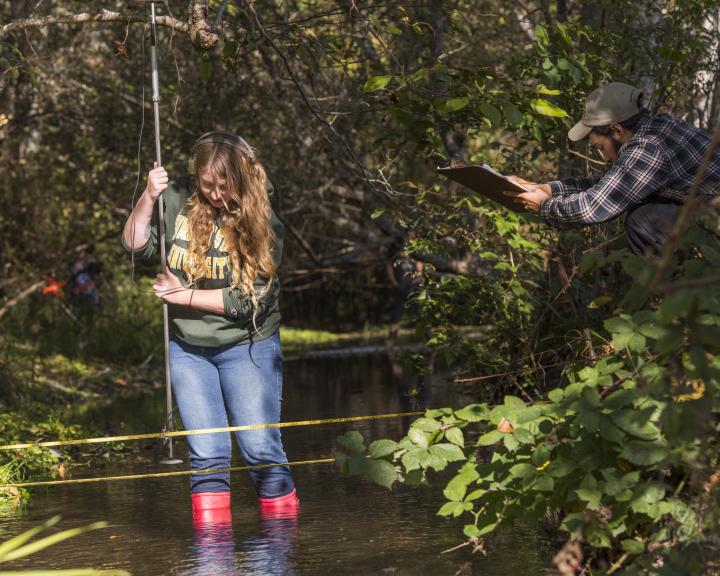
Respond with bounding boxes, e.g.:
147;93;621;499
0;354;555;575
189;520;237;576
237;517;298;576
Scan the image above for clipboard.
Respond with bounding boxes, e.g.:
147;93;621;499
436;164;531;213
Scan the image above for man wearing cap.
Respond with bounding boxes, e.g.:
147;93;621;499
509;82;720;255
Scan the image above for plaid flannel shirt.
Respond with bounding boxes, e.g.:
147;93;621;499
540;111;720;229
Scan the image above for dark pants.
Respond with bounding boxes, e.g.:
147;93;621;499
624;203;680;256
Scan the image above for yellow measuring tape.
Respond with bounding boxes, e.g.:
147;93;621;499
0;411;424;489
0;459;337;489
0;411;424;452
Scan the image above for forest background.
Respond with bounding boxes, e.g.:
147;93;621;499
2;0;720;574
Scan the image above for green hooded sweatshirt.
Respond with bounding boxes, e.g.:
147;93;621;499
123;175;283;347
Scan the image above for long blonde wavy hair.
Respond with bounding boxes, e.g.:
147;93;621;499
184;139;276;318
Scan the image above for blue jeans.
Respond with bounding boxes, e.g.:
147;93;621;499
169;331;295;498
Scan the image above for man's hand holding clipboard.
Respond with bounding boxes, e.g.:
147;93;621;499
502;176;551;214
436;164;551;214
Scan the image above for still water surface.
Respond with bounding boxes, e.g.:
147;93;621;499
1;353;555;575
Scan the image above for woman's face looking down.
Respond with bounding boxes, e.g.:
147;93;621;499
199;167;230;208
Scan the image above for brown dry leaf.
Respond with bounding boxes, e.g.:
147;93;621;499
704;468;720;493
57;463;66;479
8;486;21;503
114;40;129;61
497;417;514;434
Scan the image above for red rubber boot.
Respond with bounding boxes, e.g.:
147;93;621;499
258;489;300;519
192;492;232;525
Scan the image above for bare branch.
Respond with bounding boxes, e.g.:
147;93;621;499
0;9;188;40
0;281;44;320
240;0;394;198
0;4;220;50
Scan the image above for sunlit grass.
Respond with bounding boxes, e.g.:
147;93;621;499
280;324;404;353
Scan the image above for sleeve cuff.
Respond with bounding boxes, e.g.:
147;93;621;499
548;181;565;196
222;287;250;320
539;196;554;223
120;232;152;257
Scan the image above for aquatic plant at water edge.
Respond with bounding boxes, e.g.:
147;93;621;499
0;515;130;575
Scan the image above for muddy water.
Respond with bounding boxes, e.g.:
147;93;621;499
0;353;555;575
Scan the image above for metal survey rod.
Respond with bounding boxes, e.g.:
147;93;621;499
148;2;181;465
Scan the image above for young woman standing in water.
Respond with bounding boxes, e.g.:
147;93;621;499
122;132;298;522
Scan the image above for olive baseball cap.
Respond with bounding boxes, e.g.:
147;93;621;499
568;82;643;141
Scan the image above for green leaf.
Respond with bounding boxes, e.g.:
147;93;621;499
412;417;442;432
408;427;429;448
604;389;636;409
621;539;645;554
513;427;535;444
200;61;213;82
455;404;488;422
429;443;466;462
509;463;536;479
534;474;554;492
627;333;647;352
503;434;520;451
534;25;549;48
370;208;385;219
445;426;464;447
367;459;397;489
638;320;665;339
443;469;479;501
605;315;634;334
368;439;398;458
531;98;568;118
425;408;453;418
548;388;564;403
222;41;238;59
426;451;449;471
475;518;499;536
363;75;393;92
438;501;464;517
621;441;668;466
588;295;612;309
337;430;365;453
479;102;501;126
445;96;470;113
404;468;426;486
581;386;600;408
576;487;602;509
503;102;523;126
402;447;425;472
463;524;481;538
386;23;403;35
610;408;660;440
476;429;503;446
504;396;526;411
348;453;369;474
585;524;612;548
537;84;562;95
598;416;626;444
335;450;348;469
548;458;575;478
465;489;486;501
